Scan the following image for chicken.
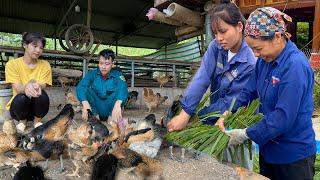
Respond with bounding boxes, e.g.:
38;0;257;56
125;91;139;109
13;161;45;180
87;110;110;143
161;95;182;127
0;120;18;154
155;75;173;88
67;124;93;148
66;90;81;112
112;143;163;179
91;153;118;180
143;88;168;112
22;104;74;149
7;139;66;172
24;139;66;172
161;95;190;162
57;76;74;89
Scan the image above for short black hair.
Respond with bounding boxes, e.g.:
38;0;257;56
210;0;246;34
22;32;46;48
99;49;115;61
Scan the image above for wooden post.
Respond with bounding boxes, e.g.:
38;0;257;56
131;61;135;88
312;0;320;52
172;64;177;88
87;0;92;28
116;41;118;56
309;21;313;49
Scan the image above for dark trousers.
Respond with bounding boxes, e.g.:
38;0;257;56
10;90;50;121
259;153;316;180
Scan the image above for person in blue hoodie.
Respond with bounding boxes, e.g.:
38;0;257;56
167;0;256;130
219;7;316;180
76;49;128;122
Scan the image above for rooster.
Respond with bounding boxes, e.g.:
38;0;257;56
155;75;173;88
0;120;18;154
143;88;168;113
22;104;74;150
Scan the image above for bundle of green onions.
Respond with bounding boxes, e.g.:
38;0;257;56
315;154;320;179
165;98;263;166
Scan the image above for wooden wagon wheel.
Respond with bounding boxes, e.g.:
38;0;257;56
58;26;70;52
65;24;94;54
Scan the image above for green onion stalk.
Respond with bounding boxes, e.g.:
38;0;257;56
165;96;263;167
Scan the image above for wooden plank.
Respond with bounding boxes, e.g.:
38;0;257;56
240;0;316;14
312;0;320;52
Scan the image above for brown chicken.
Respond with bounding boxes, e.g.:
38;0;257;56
66;90;81;112
143;88;168;113
58;76;74;89
6;139;66;172
22;104;74;150
0;120;18;154
67;124;93;147
112;143;163;179
155;75;173;88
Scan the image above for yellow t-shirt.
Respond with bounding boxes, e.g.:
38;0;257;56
5;57;52;110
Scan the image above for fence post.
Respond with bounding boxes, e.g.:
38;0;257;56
82;58;88;78
173;64;177;88
131;61;135;88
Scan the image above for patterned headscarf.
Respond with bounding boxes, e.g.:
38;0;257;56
245;7;292;38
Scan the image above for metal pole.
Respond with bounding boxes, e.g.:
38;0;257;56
131;61;135;88
82;58;88;78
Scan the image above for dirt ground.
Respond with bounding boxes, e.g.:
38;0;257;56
0;105;241;180
1;103;319;180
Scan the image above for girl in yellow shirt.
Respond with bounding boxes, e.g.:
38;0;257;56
5;32;52;133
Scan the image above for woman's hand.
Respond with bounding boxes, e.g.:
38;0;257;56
32;83;42;96
215;111;229;132
111;100;122;122
167;109;190;132
81;101;91;121
24;82;39;98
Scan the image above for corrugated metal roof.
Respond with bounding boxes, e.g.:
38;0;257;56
0;0;207;49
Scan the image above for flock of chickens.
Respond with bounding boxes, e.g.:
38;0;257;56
0;74;178;180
